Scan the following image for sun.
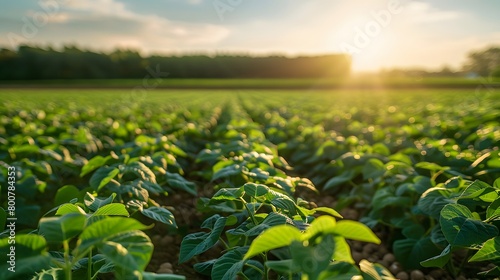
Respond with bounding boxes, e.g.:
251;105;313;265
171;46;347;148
324;11;400;72
350;32;396;72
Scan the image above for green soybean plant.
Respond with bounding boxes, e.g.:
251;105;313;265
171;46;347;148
246;215;394;280
0;194;185;280
179;182;392;279
81;153;186;228
421;178;500;277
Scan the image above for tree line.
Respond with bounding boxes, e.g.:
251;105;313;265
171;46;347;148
379;46;500;78
0;46;351;80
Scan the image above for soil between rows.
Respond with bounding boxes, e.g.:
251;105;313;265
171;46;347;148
143;189;490;280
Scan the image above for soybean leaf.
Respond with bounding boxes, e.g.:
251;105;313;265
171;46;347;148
54;185;81;206
141;206;177;228
244;225;301;259
318;262;361;280
212;164;242;181
430;225;448;248
440;204;498;247
121;162;157;183
266;259;301;274
459;180;497;202
487;197;500;221
165;172;197;196
100;241;141;273
38;213;86;243
193;259;216;276
139;180;165;195
418;188;454;220
211;188;244;201
101;230;153;271
331;220;381;244
90;166;120;191
179;216;227;263
0;234;52;280
333;236;355;264
270;197;297;215
74;217;151;259
81;155;111;177
201;214;225;230
303;215;336;240
211;247;253;280
243;183;269;197
372;188;412;212
55;203;86;216
290;235;335;280
84;193;116;212
92;254;115;274
92;203;129;216
469;237;500;262
312;207;343;219
323;170;357;191
245;212;292;237
415;162;449;171
393;237;441;269
421;244;452;268
359;260;395;280
362;158;385;180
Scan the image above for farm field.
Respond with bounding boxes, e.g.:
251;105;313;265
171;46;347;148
1;88;500;280
1;77;499;89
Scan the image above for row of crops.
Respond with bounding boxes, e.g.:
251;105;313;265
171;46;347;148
1;89;499;279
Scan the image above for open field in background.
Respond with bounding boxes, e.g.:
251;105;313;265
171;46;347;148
1;77;500;89
1;87;500;279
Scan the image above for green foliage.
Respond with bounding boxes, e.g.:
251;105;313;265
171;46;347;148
1;89;499;279
420;179;500;277
0;199;185;280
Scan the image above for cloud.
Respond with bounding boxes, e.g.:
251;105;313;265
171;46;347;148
64;0;132;17
2;0;230;53
64;0;229;52
406;1;463;22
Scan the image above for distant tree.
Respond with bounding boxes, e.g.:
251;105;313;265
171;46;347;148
0;45;351;80
463;46;500;77
492;67;500;78
438;65;455;76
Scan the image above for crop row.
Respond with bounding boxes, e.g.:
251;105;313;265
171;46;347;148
0;89;499;279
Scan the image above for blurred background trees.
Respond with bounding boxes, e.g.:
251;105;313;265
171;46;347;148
0;45;351;80
463;46;500;77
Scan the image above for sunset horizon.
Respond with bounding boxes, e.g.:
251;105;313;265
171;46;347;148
1;0;499;72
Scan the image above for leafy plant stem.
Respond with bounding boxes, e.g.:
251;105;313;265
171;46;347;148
446;259;457;278
241;197;258;226
245;263;265;275
458;249;470;275
238;272;251;280
425;218;436;236
348;180;358;189
261;253;270;280
63;240;72;280
218;237;230;250
431;169;444;185
87;249;92;280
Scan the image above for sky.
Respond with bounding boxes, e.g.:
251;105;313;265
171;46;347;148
1;0;499;72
